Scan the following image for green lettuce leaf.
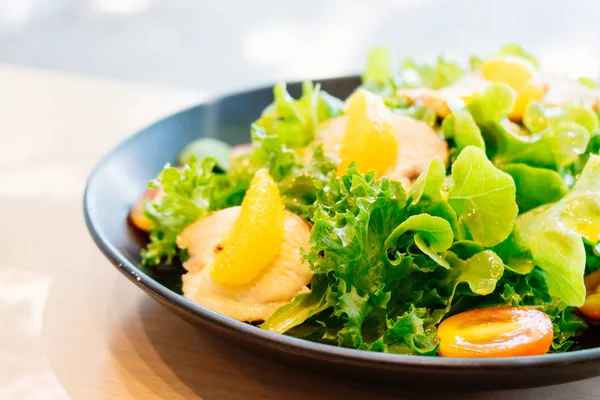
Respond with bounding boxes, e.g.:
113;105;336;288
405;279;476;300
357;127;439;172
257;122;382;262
523;102;599;135
178;138;231;170
362;46;392;88
448;146;518;247
446;251;505;296
496;43;539;67
408;157;445;205
142;157;241;265
517;154;600;306
386;214;453;254
254;81;343;148
441;108;486;153
397;57;464;90
501;163;568;212
468;83;516;123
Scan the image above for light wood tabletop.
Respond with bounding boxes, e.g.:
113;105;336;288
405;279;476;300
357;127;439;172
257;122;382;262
1;65;599;400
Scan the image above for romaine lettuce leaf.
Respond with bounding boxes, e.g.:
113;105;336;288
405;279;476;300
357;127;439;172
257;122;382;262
517;154;600;306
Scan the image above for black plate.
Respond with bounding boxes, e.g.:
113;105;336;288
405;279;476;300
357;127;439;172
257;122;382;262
84;76;600;390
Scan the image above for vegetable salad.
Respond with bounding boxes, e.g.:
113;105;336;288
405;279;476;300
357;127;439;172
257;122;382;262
131;44;600;357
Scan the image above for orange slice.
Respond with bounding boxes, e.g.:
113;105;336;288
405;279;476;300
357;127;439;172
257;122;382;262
339;89;399;177
481;56;546;120
210;169;285;285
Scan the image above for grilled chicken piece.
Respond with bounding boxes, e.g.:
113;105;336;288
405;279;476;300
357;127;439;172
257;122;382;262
177;206;312;322
315;113;448;188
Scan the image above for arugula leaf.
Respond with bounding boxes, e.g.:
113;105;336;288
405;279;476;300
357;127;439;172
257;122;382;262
254;82;343;148
448;146;518;247
501;163;568;212
517;154;600;306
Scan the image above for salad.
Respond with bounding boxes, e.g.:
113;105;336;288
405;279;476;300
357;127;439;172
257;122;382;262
130;44;600;358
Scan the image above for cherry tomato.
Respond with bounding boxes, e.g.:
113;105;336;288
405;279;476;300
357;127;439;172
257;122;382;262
578;270;600;320
437;306;553;358
129;186;163;232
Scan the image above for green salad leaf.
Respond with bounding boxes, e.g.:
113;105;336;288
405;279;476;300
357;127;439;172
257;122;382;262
142;157;242;265
397;57;464;90
501;163;568;212
523;102;599;135
496;43;539;67
441;108;486;153
516;154;600;306
255;82;343;148
362;46;392;88
178;138;231;170
448;146;518;247
408;157;445;204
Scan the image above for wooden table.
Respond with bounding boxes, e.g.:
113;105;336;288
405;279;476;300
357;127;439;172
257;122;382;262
1;65;598;399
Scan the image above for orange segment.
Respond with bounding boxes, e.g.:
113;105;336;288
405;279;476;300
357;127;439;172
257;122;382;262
481;56;546;120
210;169;285;285
339;89;398;177
579;293;600;320
579;270;600;320
511;81;546;120
481;56;538;89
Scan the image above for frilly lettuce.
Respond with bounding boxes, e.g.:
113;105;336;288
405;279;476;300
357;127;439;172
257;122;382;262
255;82;343;148
263;153;521;354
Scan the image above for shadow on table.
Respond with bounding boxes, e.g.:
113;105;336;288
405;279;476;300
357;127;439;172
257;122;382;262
107;294;575;400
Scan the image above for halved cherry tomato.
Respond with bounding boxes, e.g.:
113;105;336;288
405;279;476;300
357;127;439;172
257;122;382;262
129;186;163;232
578;270;600;320
437;306;553;358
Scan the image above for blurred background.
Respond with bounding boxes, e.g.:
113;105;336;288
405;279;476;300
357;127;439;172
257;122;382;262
2;0;600;93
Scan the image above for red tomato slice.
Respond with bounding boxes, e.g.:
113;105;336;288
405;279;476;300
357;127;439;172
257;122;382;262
437;306;553;358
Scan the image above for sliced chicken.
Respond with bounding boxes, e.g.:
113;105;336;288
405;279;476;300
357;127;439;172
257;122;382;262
177;206;312;322
315;113;448;188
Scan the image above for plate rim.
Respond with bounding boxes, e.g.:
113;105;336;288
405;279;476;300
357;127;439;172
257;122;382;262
83;75;600;371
